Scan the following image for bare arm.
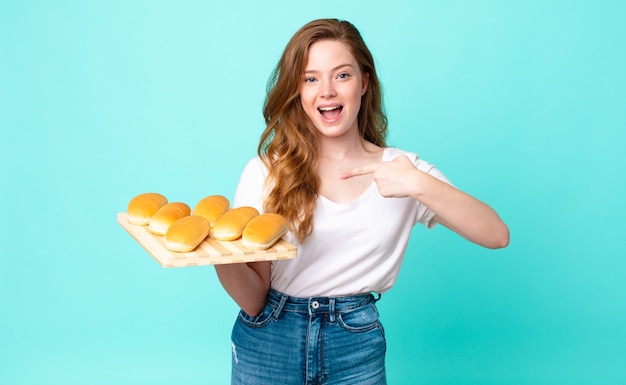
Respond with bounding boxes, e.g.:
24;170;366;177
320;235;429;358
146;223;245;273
412;172;509;249
214;261;271;316
342;155;509;249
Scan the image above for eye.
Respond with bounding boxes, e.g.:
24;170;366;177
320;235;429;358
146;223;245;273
304;76;317;83
337;72;350;80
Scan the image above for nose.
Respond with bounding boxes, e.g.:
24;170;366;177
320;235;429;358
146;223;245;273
321;81;336;98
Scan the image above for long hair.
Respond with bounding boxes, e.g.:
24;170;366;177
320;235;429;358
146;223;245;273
259;18;387;242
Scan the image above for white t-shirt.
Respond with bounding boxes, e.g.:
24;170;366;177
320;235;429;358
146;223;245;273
234;147;451;298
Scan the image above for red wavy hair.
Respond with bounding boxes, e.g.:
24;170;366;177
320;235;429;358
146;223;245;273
259;19;388;242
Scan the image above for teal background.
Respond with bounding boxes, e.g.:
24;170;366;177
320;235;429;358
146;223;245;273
1;1;625;384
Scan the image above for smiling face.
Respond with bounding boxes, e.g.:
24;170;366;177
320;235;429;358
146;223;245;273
300;39;369;141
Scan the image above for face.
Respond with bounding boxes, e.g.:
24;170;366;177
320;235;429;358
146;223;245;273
300;40;368;140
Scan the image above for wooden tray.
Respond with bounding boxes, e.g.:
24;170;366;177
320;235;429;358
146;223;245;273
117;212;297;268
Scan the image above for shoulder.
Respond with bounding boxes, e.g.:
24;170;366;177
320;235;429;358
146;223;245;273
236;155;270;194
241;155;269;176
383;147;449;180
382;147;419;162
234;156;270;210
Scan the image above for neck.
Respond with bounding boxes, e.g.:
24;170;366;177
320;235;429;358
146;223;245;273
318;133;366;161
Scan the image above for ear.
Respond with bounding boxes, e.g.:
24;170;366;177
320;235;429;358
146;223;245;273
361;72;369;95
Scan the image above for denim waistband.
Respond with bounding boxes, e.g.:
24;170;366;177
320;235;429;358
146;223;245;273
267;288;379;321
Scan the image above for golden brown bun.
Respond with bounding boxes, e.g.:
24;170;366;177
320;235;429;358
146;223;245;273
127;192;168;225
148;202;191;235
242;213;288;250
165;215;210;252
211;206;259;241
193;195;230;226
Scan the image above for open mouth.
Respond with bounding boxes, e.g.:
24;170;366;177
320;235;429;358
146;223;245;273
318;105;343;120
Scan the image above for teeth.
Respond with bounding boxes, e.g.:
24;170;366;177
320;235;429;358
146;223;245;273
319;106;341;111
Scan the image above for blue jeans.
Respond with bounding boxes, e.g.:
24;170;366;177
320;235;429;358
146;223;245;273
230;288;387;384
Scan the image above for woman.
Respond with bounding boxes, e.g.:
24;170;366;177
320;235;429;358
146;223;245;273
216;18;509;384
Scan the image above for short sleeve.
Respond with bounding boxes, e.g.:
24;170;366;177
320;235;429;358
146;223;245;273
383;147;453;228
233;157;269;213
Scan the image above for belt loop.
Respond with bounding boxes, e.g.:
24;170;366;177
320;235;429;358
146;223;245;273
373;292;382;302
329;297;336;323
271;292;288;320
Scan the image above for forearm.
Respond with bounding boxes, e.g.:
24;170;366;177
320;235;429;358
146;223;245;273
411;170;510;249
214;261;271;316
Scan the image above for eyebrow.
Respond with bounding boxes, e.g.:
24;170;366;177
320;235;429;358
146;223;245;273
304;63;355;74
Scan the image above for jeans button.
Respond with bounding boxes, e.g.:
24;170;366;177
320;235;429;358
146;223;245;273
311;300;320;309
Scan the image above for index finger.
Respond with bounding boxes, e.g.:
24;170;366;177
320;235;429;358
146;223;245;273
340;163;379;179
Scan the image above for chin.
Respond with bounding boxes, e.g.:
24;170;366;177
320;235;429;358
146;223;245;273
315;127;352;139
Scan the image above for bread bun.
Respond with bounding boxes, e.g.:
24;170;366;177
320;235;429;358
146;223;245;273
165;215;211;252
242;213;288;250
211;206;259;241
193;195;230;226
148;202;191;235
127;192;168;225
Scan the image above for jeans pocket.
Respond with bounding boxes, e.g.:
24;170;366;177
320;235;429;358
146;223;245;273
237;302;275;329
337;303;381;333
